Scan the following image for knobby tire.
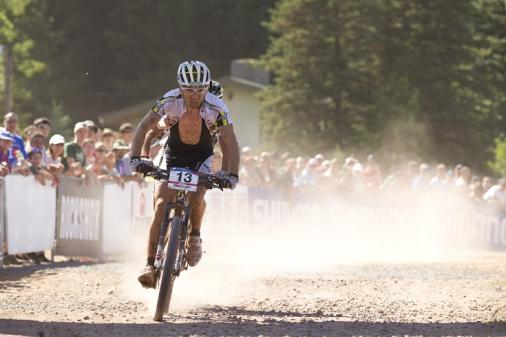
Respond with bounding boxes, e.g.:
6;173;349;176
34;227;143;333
153;215;182;321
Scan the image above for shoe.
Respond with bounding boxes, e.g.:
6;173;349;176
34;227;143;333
138;265;156;288
3;255;22;265
186;235;202;267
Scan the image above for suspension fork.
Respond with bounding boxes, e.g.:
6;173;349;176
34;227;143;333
154;192;192;271
154;203;174;269
174;191;192;273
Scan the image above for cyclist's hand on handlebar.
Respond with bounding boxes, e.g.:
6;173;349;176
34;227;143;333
216;170;239;190
130;156;155;175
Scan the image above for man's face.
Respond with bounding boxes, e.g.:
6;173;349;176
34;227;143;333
180;85;208;110
121;130;133;144
4;114;18;133
75;128;87;143
36;123;51;138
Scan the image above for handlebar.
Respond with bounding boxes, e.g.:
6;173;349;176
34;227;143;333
143;167;224;190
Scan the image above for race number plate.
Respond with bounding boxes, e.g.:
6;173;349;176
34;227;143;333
167;167;198;192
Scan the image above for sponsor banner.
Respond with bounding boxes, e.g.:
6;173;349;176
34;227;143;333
131;181;155;236
245;187;506;251
447;206;506;250
203;185;248;237
101;182;134;254
4;175;56;255
55;177;102;256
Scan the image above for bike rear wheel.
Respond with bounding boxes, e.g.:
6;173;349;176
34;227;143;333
153;215;182;321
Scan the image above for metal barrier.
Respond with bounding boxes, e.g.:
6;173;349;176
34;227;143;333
55;177;103;257
2;176;506;260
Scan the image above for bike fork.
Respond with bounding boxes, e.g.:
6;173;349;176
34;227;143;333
154;204;173;269
174;206;192;274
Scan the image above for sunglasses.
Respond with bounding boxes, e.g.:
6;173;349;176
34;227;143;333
180;86;208;95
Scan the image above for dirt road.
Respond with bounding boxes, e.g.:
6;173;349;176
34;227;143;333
1;250;506;337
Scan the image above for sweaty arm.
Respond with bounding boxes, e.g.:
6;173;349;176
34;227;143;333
218;124;240;175
141;126;165;157
131;110;161;158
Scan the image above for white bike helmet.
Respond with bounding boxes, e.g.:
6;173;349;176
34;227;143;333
177;60;211;87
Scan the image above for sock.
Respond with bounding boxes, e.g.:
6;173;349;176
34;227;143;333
147;257;155;266
190;229;201;237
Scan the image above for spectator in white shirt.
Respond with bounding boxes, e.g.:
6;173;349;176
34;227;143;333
483;179;506;208
430;164;448;189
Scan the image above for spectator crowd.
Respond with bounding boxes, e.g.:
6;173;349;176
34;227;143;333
237;147;506;209
1;111;506;264
0;112;143;187
1;111;505;211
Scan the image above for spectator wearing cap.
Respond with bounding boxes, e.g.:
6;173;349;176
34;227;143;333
83;120;101;142
103;150;122;184
47;134;66;178
112;140;134;177
118;122;134;146
101;128;115;151
483;179;506;209
33;117;51;138
29;132;49;167
27;148;55;186
0;131;14;176
63;122;88;174
3;112;27;160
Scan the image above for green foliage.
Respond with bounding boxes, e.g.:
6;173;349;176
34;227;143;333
0;0;48;119
48;100;72;139
260;0;506;170
24;0;276;121
488;137;506;177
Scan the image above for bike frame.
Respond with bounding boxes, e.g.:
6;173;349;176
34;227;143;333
154;190;191;277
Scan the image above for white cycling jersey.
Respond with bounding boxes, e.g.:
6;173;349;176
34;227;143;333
151;88;233;135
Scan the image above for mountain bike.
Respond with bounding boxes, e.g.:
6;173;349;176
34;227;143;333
144;167;223;321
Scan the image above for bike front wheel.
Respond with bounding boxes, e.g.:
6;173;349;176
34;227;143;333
153;215;182;321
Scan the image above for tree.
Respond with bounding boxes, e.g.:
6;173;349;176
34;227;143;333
26;0;276;121
259;0;506;170
0;0;46;117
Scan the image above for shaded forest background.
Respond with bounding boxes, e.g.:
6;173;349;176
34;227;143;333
1;0;505;173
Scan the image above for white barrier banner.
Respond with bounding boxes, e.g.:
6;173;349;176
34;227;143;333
4;175;56;255
203;185;248;237
101;182;134;254
131;181;155;236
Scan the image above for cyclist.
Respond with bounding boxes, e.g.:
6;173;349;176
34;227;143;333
142;80;225;155
130;61;240;288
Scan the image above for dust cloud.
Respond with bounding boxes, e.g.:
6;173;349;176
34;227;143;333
114;187;478;313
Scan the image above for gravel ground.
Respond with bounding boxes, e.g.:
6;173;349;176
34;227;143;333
1;252;506;337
